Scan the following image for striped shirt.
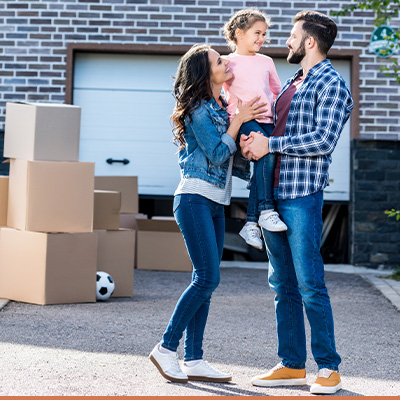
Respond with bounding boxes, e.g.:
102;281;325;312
174;156;233;206
269;59;353;200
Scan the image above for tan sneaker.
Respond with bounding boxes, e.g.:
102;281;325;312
310;368;342;394
251;363;307;387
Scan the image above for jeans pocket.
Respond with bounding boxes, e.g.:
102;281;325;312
173;195;181;213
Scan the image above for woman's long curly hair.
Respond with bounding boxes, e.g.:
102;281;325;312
171;44;213;150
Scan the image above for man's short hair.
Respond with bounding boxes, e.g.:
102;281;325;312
293;10;337;55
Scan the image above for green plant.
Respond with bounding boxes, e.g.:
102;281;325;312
332;0;400;83
385;209;400;221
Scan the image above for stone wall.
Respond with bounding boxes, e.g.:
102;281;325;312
351;140;400;268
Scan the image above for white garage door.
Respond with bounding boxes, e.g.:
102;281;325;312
73;52;351;201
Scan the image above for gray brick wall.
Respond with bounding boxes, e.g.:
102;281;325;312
0;0;399;141
351;140;400;268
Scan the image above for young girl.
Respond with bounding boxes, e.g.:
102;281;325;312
223;9;287;250
149;44;265;383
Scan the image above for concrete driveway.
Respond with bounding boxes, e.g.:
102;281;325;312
0;266;399;396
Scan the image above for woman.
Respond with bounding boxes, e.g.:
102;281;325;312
149;44;266;383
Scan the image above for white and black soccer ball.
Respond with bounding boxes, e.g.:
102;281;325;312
96;271;115;301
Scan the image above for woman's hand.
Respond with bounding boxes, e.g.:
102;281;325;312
236;97;267;124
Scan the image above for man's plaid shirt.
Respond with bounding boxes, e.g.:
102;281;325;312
269;59;354;200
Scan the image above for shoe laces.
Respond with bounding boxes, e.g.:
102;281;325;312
318;368;334;378
271;362;285;372
166;351;183;372
265;211;281;225
248;226;261;238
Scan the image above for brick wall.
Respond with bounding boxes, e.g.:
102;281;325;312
0;0;399;140
351;140;400;268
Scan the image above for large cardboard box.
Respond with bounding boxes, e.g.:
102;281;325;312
95;229;135;297
4;102;81;162
0;228;98;305
0;176;8;226
95;176;138;213
93;190;121;230
7;159;95;233
136;218;192;271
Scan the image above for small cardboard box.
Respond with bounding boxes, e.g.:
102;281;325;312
7;159;95;233
0;227;98;305
4;102;81;162
95;176;138;213
93;190;121;230
95;229;135;297
0;176;8;226
136;218;192;271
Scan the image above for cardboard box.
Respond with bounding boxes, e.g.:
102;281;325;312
0;228;98;305
4;102;81;162
95;176;138;213
119;213;147;267
0;176;8;226
136;218;192;271
93;190;121;230
7;159;95;233
95;229;135;297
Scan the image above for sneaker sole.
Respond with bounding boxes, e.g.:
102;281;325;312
251;377;307;387
187;374;232;383
149;354;188;383
310;381;342;394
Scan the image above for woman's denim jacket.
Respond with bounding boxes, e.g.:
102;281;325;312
178;98;250;189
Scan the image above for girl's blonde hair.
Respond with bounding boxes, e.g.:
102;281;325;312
222;8;271;51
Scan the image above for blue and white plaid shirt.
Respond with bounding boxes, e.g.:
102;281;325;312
269;59;353;200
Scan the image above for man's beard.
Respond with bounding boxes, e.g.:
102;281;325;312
287;37;306;64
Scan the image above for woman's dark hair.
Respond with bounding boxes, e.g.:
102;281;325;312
293;10;337;55
171;44;212;149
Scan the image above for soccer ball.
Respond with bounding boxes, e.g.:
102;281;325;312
96;271;115;301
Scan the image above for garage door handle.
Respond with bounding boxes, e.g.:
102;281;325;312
106;158;130;165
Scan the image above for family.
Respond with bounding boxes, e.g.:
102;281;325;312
149;9;354;395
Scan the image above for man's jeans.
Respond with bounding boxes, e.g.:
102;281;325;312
240;120;276;222
162;194;224;361
262;189;341;371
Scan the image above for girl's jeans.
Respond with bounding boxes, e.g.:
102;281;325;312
161;194;224;361
262;189;341;371
240;121;276;223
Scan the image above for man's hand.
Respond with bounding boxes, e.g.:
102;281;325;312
240;131;269;160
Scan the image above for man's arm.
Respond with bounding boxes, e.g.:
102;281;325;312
269;81;353;157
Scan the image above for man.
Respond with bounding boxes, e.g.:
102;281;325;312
241;11;353;395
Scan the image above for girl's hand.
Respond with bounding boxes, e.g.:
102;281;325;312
236;97;268;123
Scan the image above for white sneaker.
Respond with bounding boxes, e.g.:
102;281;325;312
258;211;287;232
182;360;232;382
239;224;263;250
149;343;188;383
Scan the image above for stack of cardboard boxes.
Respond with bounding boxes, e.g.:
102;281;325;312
0;102;98;305
93;177;136;297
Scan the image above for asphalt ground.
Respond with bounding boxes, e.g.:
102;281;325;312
0;266;399;396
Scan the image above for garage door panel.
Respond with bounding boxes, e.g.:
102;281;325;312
74;89;175;142
80;139;181;195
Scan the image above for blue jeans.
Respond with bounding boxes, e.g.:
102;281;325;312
161;194;224;361
262;189;341;371
240;121;276;222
